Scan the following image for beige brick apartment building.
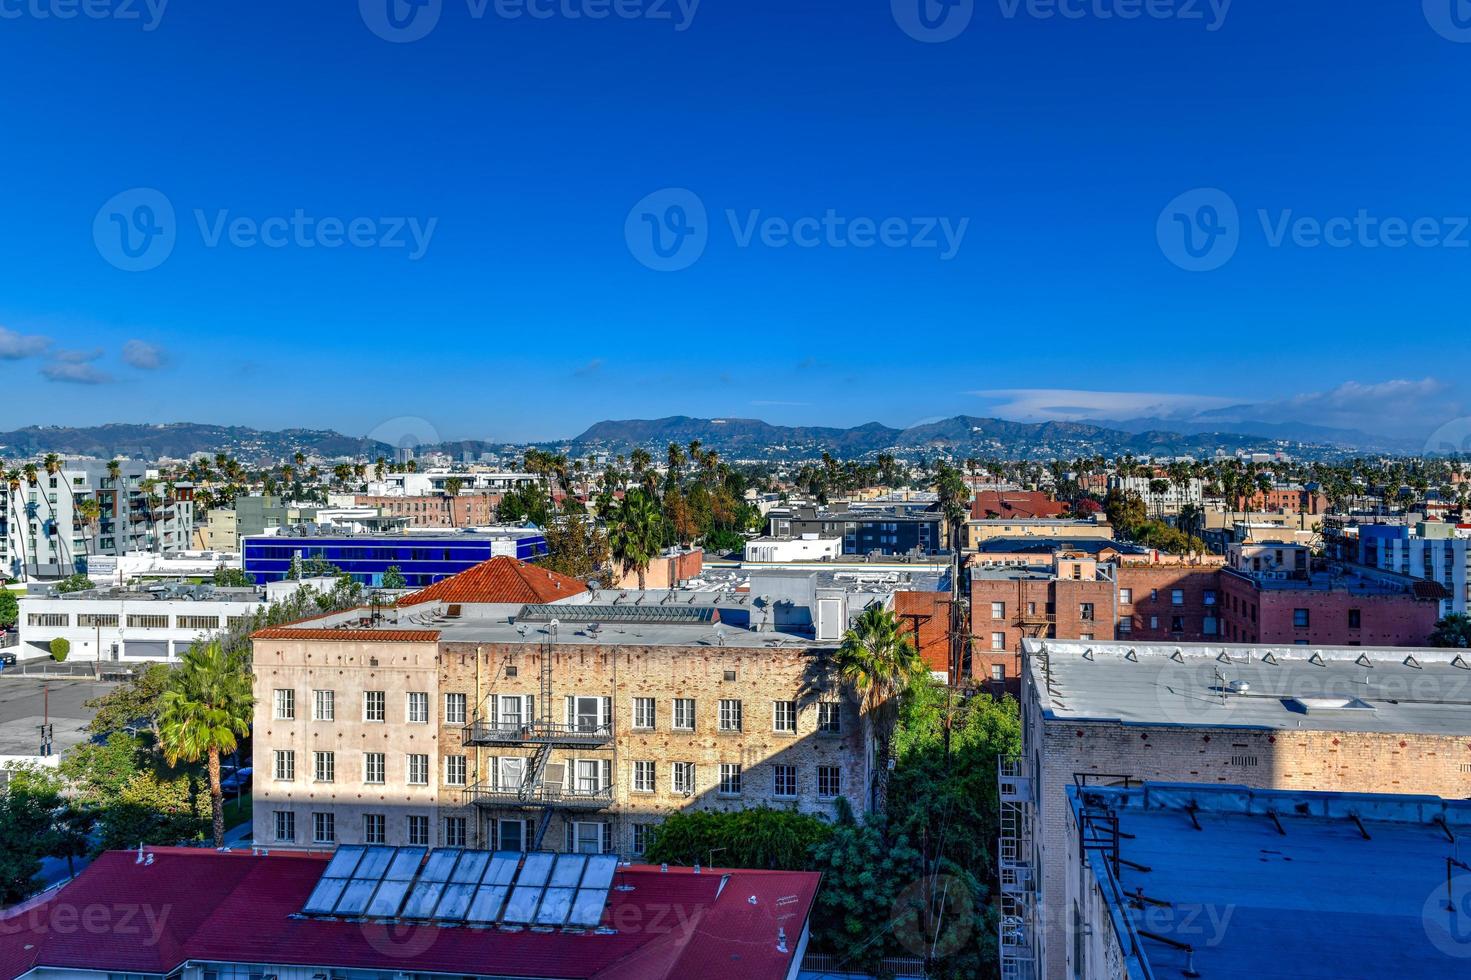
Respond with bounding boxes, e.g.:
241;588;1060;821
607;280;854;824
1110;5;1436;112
1003;637;1471;980
251;558;871;858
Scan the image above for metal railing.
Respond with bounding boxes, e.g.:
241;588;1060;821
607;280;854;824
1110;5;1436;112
461;718;614;747
462;781;615;810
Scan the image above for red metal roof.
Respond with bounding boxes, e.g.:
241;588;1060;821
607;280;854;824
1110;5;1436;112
250;628;441;642
397;556;588;607
0;850;817;980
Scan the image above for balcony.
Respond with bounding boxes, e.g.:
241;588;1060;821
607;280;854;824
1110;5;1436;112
462;719;613;748
463;781;614;810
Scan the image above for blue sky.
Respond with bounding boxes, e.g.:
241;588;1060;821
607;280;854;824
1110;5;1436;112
0;1;1468;445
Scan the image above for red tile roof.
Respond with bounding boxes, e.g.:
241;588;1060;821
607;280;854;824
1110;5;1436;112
250;628;441;642
0;849;818;980
971;490;1069;521
397;556;588;607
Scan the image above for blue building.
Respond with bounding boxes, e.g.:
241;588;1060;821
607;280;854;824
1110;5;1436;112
243;529;548;587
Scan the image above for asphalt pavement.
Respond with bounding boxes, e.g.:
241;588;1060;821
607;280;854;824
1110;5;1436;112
0;674;118;758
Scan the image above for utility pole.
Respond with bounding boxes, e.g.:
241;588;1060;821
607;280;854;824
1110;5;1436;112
39;683;53;757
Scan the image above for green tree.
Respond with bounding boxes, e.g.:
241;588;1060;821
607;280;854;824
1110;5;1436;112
54;572;94;593
0;765;63;902
158;639;254;847
539;507;609;581
211;565;254;587
1429;613;1471;648
50;637;70;661
0;589;18;628
607;488;664;590
381;565;407;590
835;603;926;812
644;808;833;870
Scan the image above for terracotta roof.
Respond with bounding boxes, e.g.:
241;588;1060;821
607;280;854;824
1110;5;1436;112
251;628;441;642
0;849;818;980
397;555;587;607
971;490;1069;521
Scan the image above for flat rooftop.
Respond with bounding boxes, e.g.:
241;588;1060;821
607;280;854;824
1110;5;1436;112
1070;783;1471;980
1023;639;1471;736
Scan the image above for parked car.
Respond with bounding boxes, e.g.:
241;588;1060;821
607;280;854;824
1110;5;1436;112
0;652;17;668
220;766;252;793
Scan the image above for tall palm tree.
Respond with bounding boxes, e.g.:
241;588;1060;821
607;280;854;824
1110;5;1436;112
44;453;90;569
835;603;925;813
158;639;254;847
608;488;664;589
3;468;27;581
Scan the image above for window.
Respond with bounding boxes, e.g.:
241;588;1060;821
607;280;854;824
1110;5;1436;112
673;698;695;731
313;689;335;722
568;696;610;733
773;700;796;733
273;750;295;781
632;760;655;793
991;631;1006;651
574;759;610;795
313;751;335;783
1080;633;1094;642
718;699;743;732
177;615;221;630
1117;616;1132;634
1293;608;1310;628
1204;616;1218;636
1348;608;1362;629
273;689;295;721
126;614;167;629
499;694;530;728
498;818;527;852
364;690;386;722
1079;603;1094;621
773;764;797;798
566;821;613;855
672;762;695;795
364;813;386;844
312;812;335;845
1171;589;1184;606
1150;589;1159;601
77;613;118;628
445;755;467;786
818;702;841;734
631;823;651;855
364;752;386;784
991;601;1006;619
407;754;429;785
1118;588;1132;604
719;763;742;796
407;815;430;846
406;692;429;724
444;692;466;725
1170;616;1184;633
273;810;295;843
632;697;656;729
991;663;1006;682
444;816;467;848
1149;615;1159;630
1204;590;1217;606
817;766;841;799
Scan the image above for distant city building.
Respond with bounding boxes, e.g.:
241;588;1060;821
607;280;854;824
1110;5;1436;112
970;490;1069;521
354;493;501;528
766;503;944;557
1064;782;1470;980
609;546;703;590
1325;518;1471;616
242;527;548;587
743;534;843;563
17;582;263;662
1;459;192;581
1110;474;1204;516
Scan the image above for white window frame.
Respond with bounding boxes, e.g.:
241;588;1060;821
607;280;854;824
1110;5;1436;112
672;698;695;731
632;760;655;793
444;693;467;725
312;689;334;722
718;763;742;796
773;764;797;798
364;752;386;784
273;689;295;721
672;762;695;796
718;698;743;732
772;700;796;734
406;692;429;724
363;690;386;723
273;749;295;782
632;697;656;730
407;753;429;786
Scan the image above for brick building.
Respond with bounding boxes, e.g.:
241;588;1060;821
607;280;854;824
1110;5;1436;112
895;589;951;676
1233;484;1331;515
1001;638;1471;980
354;493;502;527
251;557;871;858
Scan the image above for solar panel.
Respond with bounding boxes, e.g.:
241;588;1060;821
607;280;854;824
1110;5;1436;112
503;885;543;924
536;887;575;926
335;876;384;916
466;884;510;925
386;847;428;880
581;854;619;890
365;879;412;918
450;851;490;884
401;880;448;920
420;849;460;882
321;845;367;879
549;853;588;889
517;603;718;626
302;875;350;915
567;887;608;928
485;852;521;886
354;845;396;880
517;851;555;886
434;882;477;922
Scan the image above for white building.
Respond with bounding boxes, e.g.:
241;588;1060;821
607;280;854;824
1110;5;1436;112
1109;475;1204;515
363;470;538;497
16;583;264;662
743;534;843;563
1;459;193;581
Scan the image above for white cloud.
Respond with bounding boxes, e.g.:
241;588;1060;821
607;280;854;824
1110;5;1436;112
0;326;51;359
122;339;167;370
42;361;113;385
970;387;1232;422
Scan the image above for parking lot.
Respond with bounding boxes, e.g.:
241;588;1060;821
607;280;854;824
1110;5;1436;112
0;675;118;759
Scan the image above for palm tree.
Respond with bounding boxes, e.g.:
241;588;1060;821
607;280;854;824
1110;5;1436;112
158;639;254;847
608;488;664;589
835;603;925;813
3;468;27;581
443;477;463;527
